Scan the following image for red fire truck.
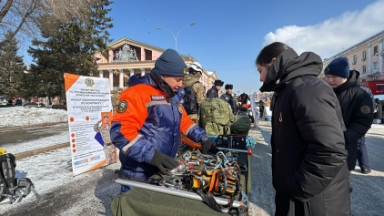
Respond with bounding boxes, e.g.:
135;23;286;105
360;81;384;95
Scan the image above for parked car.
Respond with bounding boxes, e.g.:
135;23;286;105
51;104;67;111
22;102;46;108
6;100;13;106
15;99;22;106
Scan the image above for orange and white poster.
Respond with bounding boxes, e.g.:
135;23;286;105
64;73;117;176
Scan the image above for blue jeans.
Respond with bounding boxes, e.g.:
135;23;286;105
357;137;370;170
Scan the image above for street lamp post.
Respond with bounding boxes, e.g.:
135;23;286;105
156;22;195;51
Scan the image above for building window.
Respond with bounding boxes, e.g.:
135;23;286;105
374;46;378;55
362;51;366;61
373;61;378;71
362;65;367;74
144;49;152;60
353;55;357;64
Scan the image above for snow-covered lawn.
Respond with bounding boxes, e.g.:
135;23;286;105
1;147;121;214
0;107;67;128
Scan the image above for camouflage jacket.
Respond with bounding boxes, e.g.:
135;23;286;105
182;74;206;104
111;90;120;110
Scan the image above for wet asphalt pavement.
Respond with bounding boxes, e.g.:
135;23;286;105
0;123;68;146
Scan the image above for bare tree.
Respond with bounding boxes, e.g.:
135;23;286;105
0;0;91;44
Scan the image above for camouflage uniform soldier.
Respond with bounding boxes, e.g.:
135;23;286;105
94;114;116;164
182;62;206;123
111;90;120;114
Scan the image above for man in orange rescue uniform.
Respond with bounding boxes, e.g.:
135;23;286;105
110;49;218;192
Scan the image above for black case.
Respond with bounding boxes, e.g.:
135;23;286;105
216;135;247;149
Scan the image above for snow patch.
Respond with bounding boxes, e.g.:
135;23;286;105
0;107;67;128
1;147;120;213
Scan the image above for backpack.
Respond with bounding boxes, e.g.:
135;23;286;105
0;153;16;196
198;98;233;136
0;151;39;204
230;114;251;135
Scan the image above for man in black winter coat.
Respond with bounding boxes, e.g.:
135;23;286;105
325;57;374;172
206;79;224;98
256;42;350;216
220;84;235;112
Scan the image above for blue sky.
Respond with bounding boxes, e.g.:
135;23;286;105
24;0;384;94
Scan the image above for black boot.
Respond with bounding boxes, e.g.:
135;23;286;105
361;168;371;174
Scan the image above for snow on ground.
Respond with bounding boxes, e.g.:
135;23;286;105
254;121;384;215
369;123;384;133
1;129;69;154
0;147;121;215
0;107;67;128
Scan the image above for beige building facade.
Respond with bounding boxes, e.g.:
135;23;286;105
93;38;218;91
322;30;384;81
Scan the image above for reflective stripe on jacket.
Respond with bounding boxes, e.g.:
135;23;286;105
110;70;207;179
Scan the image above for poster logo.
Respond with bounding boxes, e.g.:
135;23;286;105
84;78;95;87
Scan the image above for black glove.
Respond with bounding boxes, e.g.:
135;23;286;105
202;139;219;154
149;150;179;174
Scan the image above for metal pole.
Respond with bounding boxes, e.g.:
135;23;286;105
157;22;194;51
216;147;250;154
115;178;248;209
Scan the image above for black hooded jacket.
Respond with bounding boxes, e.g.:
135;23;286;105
260;49;350;216
206;86;219;98
332;70;374;170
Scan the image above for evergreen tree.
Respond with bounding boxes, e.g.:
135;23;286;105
27;0;113;104
0;31;26;99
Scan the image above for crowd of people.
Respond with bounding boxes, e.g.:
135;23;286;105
108;43;376;215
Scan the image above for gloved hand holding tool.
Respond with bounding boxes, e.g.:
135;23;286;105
150;150;179;175
181;136;219;154
202;139;220;154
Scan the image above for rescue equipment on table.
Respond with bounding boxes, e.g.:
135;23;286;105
116;139;249;215
152;145;247;214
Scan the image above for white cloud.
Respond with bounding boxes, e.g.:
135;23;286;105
263;0;384;60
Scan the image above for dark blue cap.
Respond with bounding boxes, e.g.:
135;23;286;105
155;49;187;77
324;57;350;78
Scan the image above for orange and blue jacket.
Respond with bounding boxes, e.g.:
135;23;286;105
110;70;207;179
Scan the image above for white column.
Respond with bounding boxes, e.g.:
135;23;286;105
141;47;145;61
119;69;124;89
99;70;103;78
140;68;146;77
108;69;114;90
129;68;135;77
379;37;383;73
367;43;372;74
